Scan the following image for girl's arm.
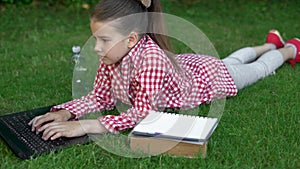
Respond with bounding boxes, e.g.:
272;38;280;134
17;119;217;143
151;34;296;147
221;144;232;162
36;67;165;140
30;63;116;137
98;68;167;133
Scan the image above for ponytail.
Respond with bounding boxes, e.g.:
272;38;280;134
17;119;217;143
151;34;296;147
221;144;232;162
147;0;174;53
147;0;181;71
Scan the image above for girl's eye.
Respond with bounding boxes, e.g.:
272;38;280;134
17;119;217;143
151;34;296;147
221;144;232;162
94;35;111;43
101;38;110;43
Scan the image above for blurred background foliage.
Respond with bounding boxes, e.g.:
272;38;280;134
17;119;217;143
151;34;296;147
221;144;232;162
0;0;203;9
0;0;98;9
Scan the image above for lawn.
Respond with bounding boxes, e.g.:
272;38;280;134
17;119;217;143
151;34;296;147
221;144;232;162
0;0;299;168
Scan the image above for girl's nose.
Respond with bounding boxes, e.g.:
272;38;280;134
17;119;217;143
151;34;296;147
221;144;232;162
94;41;103;53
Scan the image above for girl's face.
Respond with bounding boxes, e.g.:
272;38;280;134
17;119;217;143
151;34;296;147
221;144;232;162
90;21;131;65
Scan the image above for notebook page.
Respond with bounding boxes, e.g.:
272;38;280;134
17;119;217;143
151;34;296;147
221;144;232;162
163;114;200;139
133;111;179;134
187;117;218;140
161;114;217;140
133;111;218;141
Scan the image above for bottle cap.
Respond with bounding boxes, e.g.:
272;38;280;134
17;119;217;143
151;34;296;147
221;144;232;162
72;46;81;53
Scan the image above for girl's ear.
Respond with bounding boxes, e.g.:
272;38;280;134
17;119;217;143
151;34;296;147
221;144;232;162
127;32;139;48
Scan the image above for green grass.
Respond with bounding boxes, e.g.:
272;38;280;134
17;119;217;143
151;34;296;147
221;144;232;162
1;0;300;168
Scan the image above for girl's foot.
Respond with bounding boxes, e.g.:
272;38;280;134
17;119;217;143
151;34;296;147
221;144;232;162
286;38;300;68
266;30;285;49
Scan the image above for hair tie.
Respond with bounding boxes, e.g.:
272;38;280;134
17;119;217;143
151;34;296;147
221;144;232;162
140;0;151;8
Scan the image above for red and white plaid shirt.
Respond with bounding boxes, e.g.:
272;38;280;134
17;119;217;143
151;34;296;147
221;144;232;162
51;35;237;133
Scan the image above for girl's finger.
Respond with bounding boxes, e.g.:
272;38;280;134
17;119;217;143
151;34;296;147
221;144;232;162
50;132;64;140
42;124;62;140
38;121;59;134
33;113;53;128
29;116;42;132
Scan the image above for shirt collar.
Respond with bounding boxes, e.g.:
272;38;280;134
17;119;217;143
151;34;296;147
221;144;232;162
122;35;150;70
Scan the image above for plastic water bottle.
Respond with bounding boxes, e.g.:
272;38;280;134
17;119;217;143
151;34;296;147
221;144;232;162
71;46;89;99
71;46;81;65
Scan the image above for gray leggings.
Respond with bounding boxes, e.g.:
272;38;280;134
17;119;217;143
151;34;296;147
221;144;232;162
222;47;284;90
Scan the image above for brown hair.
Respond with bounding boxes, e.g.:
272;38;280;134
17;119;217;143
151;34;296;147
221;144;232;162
90;0;174;55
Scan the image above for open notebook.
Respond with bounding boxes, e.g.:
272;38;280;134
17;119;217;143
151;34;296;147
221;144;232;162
0;106;90;160
131;111;218;144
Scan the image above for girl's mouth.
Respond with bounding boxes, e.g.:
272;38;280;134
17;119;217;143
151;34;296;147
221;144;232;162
98;54;105;60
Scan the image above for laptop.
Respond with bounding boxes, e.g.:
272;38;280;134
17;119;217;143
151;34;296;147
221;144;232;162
0;106;90;160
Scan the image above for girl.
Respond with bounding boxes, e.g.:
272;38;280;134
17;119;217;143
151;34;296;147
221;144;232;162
29;0;300;141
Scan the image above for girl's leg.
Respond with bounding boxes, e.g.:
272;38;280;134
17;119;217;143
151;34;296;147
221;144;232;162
222;44;273;65
226;46;295;90
223;29;284;65
222;47;258;65
278;46;295;61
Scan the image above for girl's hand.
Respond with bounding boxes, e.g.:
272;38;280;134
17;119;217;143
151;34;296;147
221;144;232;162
28;110;73;133
38;120;107;140
39;121;85;140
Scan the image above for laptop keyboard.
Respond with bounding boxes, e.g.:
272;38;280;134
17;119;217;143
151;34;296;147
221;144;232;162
0;110;72;154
